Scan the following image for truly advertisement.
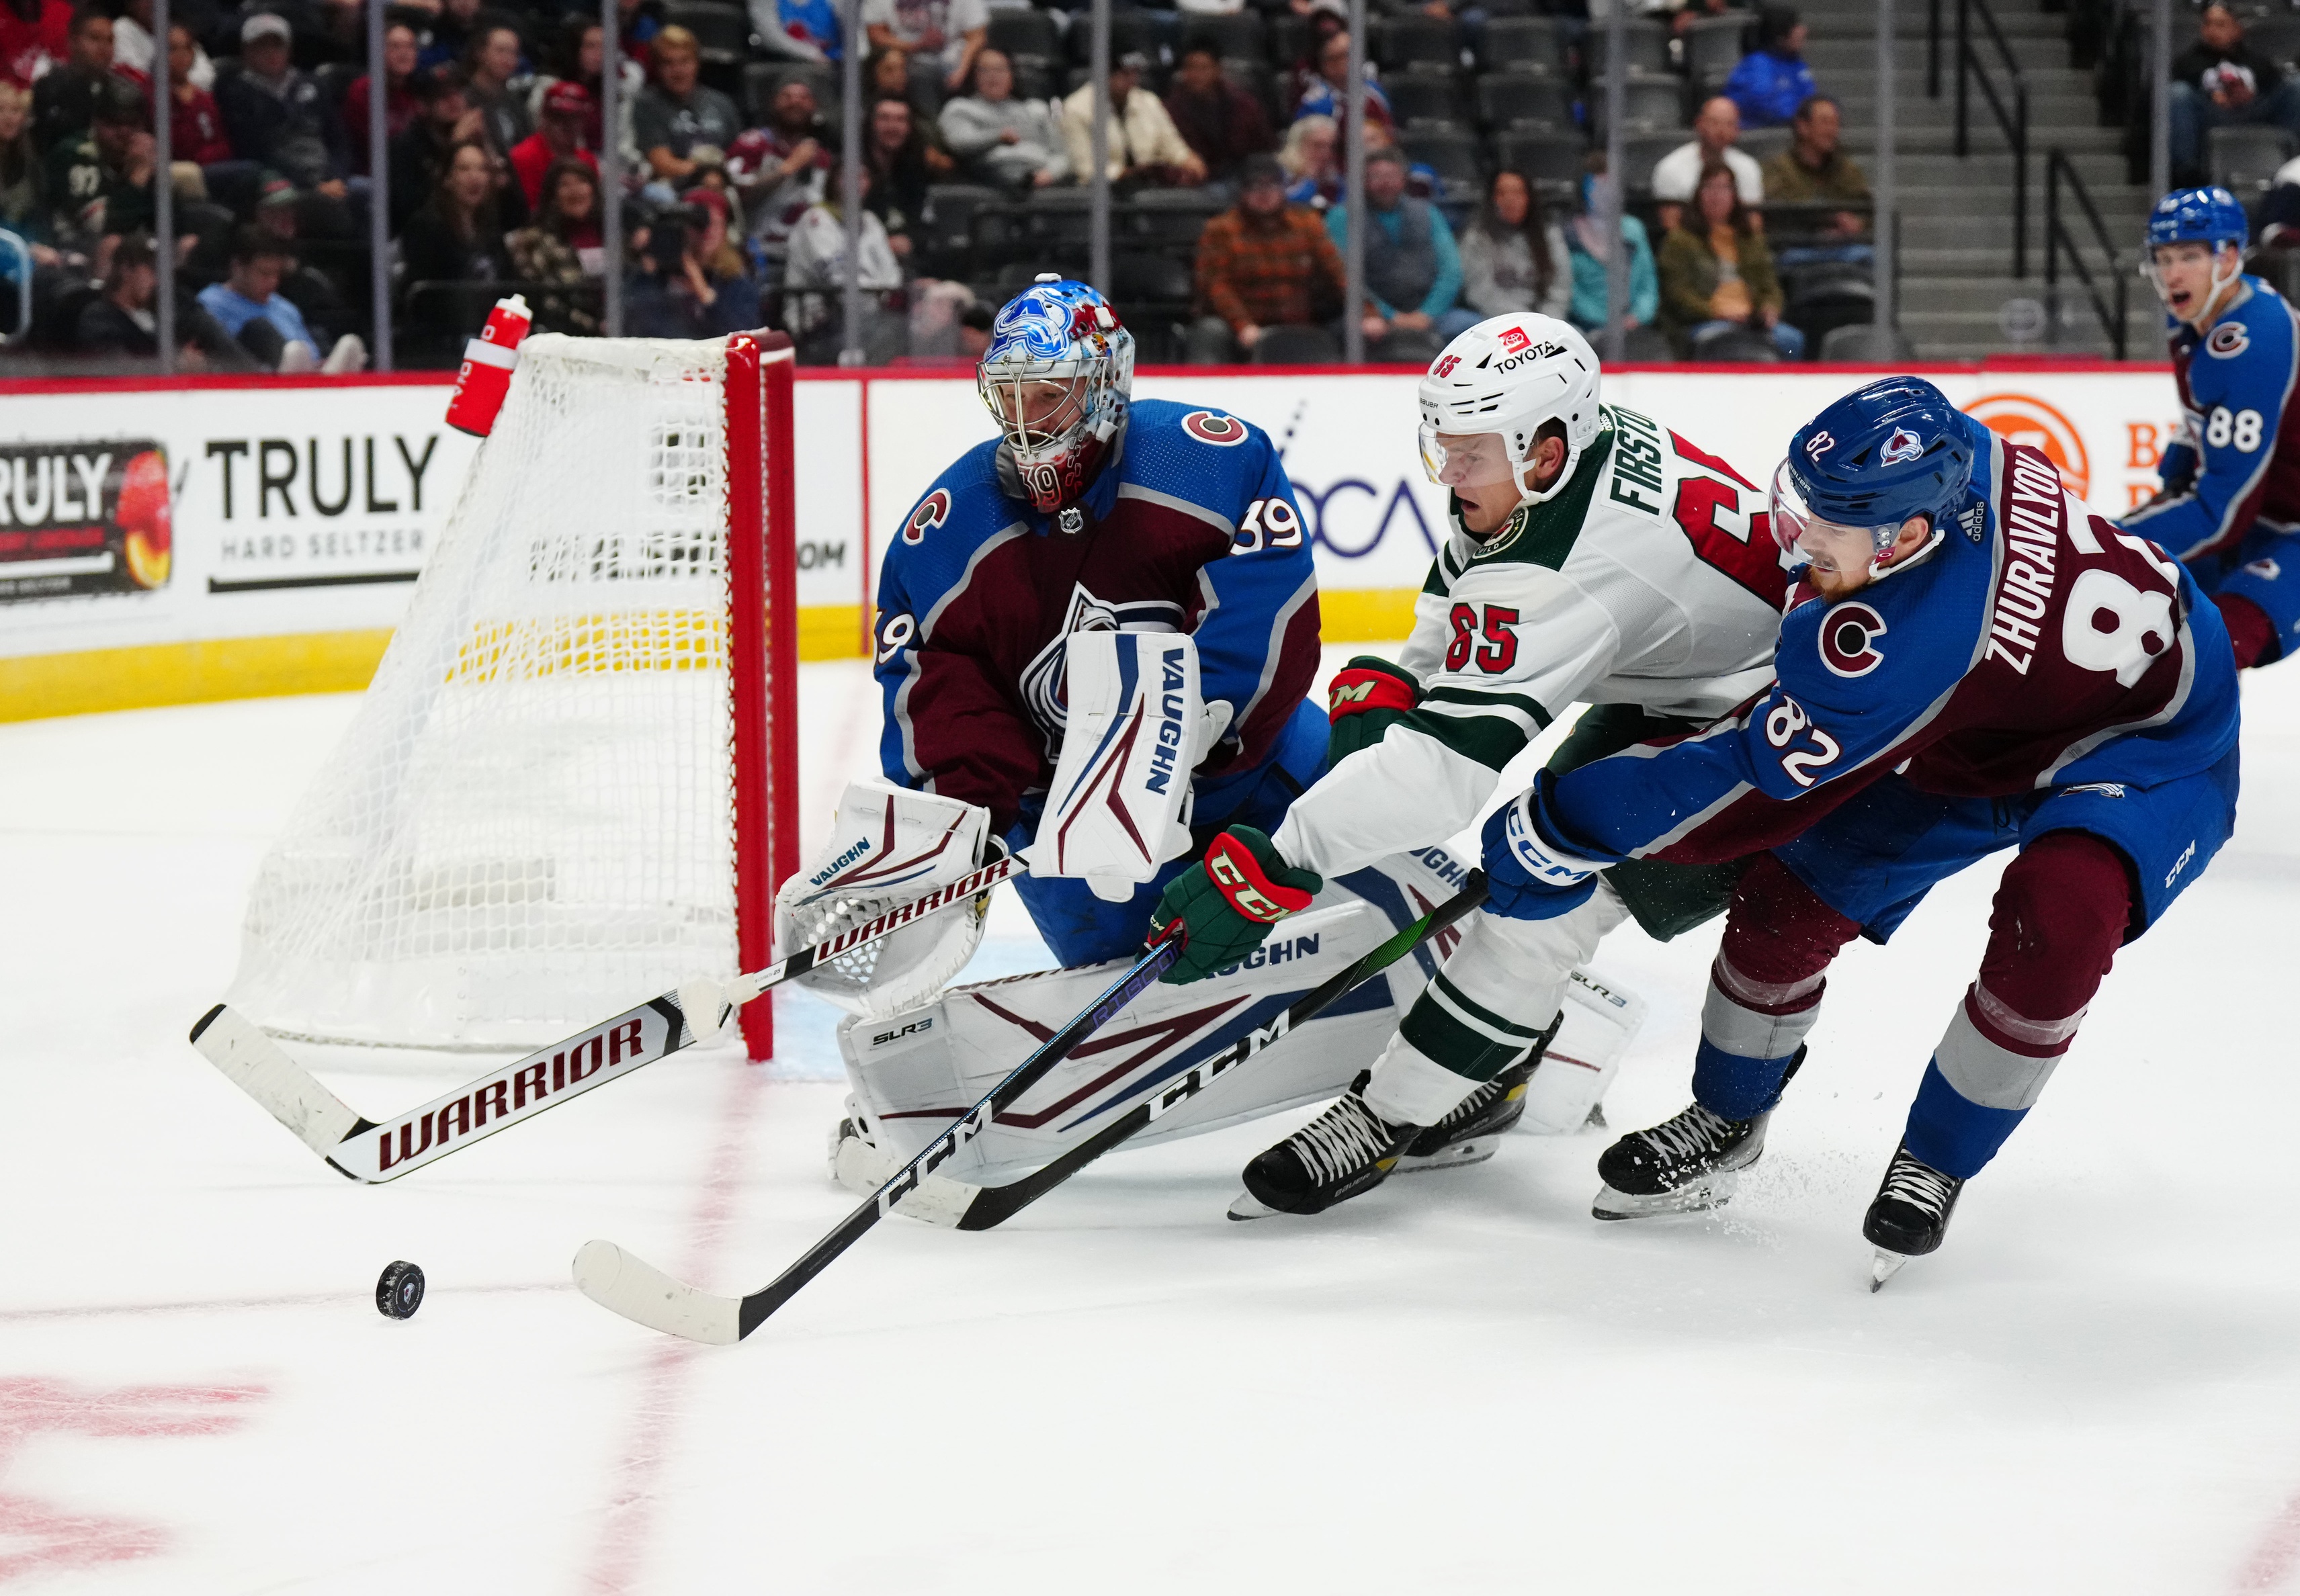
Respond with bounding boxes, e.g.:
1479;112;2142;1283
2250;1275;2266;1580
0;441;171;601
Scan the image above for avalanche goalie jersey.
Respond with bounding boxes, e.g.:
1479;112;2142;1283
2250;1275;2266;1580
1274;403;1789;879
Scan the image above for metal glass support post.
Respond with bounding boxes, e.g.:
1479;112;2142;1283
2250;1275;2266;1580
841;0;863;362
153;0;174;373
1090;0;1111;294
368;0;392;367
1602;0;1626;363
2149;0;2169;201
601;0;624;337
1875;0;1896;336
1342;0;1366;363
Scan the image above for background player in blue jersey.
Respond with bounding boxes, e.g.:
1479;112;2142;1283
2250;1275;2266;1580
871;275;1328;966
2122;186;2300;670
1476;378;2240;1286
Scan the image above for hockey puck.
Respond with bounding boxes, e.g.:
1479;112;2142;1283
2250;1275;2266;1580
376;1260;425;1319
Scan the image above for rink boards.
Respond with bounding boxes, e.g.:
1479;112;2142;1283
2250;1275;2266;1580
0;359;2178;720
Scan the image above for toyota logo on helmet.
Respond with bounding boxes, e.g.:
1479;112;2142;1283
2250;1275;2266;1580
1879;427;1924;466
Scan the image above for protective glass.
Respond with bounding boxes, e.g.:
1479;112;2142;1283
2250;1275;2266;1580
979;368;1092;457
1767;459;1897;558
1418;425;1520;490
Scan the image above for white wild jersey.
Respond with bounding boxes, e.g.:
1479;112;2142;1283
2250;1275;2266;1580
1276;404;1790;878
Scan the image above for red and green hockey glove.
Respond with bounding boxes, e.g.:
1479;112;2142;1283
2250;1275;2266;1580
1325;655;1419;764
1151;826;1323;985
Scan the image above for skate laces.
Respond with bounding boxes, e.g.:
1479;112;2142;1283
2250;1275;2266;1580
1429;1076;1500;1132
1879;1151;1957;1216
1285;1094;1401;1184
1639;1102;1738;1163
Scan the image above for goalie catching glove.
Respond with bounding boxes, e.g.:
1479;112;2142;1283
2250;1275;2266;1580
1151;826;1322;984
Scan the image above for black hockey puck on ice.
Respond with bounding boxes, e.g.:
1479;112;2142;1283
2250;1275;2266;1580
376;1260;425;1319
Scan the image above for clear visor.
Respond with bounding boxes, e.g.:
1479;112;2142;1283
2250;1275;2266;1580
1768;459;1897;560
1418;425;1521;490
980;368;1091;457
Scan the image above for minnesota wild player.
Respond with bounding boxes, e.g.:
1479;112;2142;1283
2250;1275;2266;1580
1149;313;1796;1218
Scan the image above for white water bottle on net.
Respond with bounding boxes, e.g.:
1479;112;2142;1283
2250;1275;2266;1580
228;332;800;1056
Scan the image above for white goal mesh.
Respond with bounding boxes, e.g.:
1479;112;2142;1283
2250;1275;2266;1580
228;334;785;1049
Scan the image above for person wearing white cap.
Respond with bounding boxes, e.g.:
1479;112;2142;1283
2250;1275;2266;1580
216;12;349;194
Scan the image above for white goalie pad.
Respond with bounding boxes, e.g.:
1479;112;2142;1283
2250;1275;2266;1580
836;846;1468;1188
1520;966;1648;1134
1021;629;1202;903
775;782;992;1019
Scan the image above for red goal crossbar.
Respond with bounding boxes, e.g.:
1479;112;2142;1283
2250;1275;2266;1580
724;332;801;1061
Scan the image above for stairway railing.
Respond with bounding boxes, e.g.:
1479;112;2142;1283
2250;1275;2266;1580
2043;147;2128;359
1929;0;2031;276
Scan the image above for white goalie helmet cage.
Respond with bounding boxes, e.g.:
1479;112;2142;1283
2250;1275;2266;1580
1417;314;1603;508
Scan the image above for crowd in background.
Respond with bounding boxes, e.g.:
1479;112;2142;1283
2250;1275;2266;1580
0;0;1881;369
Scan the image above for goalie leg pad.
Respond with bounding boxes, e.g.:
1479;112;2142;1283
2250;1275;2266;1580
1519;967;1647;1134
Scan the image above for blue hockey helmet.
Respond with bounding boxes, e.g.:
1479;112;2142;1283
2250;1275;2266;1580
2145;185;2249;254
1772;377;1976;556
978;275;1136;515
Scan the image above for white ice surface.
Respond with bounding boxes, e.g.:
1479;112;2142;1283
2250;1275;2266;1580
7;654;2300;1593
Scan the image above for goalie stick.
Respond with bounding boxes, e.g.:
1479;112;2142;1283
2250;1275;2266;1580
187;852;1027;1182
949;871;1489;1231
572;930;1185;1344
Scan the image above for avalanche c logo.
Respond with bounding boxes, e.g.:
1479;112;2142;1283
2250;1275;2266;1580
1879;427;1924;466
1818;601;1888;677
904;489;950;544
2209;320;2250;358
1183;410;1248;446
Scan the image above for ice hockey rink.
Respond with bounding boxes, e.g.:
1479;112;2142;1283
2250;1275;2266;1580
10;646;2300;1595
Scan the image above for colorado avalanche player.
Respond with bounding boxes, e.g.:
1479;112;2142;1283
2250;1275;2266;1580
2121;186;2300;670
1487;377;2239;1285
1148;313;1791;1221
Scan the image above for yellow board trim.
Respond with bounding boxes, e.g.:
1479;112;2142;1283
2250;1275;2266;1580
1320;587;1418;643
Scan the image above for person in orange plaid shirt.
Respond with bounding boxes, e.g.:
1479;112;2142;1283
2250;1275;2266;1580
1185;153;1354;364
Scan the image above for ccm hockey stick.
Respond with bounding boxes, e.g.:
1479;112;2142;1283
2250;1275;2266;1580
187;852;1027;1183
950;871;1489;1231
572;930;1185;1344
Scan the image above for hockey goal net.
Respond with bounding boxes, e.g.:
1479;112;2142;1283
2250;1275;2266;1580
227;331;799;1057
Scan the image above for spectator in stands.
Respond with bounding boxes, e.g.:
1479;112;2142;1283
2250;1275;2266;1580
729;79;829;267
939;48;1065;189
1564;161;1658;339
509;80;595;210
632;25;742;197
248;171;355;343
345;19;422;175
783;156;906;360
399;138;511;292
112;0;212;89
1187;152;1345;363
1294;30;1390;136
1651;93;1762;235
1328;146;1473;358
1063;51;1205;189
31;5;116;152
865;94;937;251
1;0;71;91
1165;44;1273;185
2169;4;2300;186
865;44;957;165
957;298;991;357
751;0;842;62
419;0;484;73
863;0;985;91
1722;7;1814;130
45;77;151;258
464;17;533;157
627;186;759;337
617;0;663;69
74;230;250;364
219;13;349;193
390;67;481;231
1760;92;1870;265
198;225;363;369
0;81;44;240
1658;158;1800;358
1460;168;1570;320
508;154;603;331
1279;112;1338;208
158;25;232;167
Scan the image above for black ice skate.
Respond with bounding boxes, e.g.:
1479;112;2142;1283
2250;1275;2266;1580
1395;1054;1543;1174
1591;1047;1805;1220
1863;1142;1964;1291
1229;1072;1413;1220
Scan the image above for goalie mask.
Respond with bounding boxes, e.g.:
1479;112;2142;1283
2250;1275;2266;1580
978;275;1136;516
1416;314;1602;508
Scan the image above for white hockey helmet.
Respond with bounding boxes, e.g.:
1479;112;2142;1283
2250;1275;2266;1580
1416;314;1603;508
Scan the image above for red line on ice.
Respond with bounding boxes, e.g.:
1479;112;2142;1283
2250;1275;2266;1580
2234;1484;2300;1592
583;1047;768;1595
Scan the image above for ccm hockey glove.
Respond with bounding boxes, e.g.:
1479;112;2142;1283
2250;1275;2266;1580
1325;656;1420;764
1479;781;1605;922
1152;826;1323;984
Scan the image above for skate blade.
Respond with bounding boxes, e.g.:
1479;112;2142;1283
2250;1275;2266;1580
1590;1171;1740;1221
1394;1136;1500;1174
1227;1190;1281;1221
1869;1249;1911;1292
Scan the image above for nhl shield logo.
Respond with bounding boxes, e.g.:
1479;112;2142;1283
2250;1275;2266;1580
1880;427;1924;466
